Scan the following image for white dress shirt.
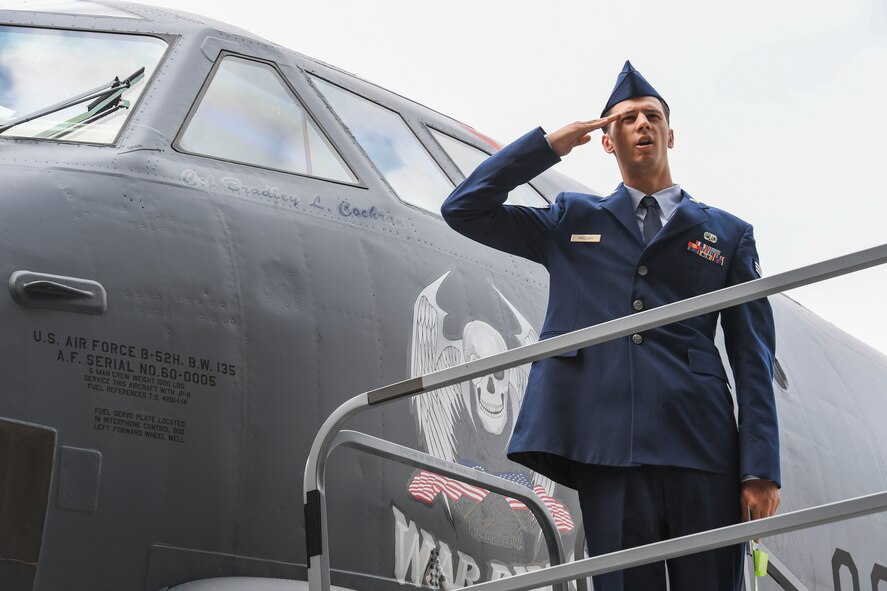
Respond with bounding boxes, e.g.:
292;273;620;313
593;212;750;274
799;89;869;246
624;183;683;235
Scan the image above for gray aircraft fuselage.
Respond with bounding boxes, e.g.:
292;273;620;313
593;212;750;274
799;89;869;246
0;3;884;591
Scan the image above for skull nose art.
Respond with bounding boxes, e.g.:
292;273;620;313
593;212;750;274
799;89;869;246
487;377;495;393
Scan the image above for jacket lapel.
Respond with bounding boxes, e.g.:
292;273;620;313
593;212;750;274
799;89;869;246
600;184;644;244
648;190;708;247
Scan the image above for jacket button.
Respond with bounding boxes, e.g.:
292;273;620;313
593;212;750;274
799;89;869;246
632;299;644;311
637;265;648;276
632;334;643;345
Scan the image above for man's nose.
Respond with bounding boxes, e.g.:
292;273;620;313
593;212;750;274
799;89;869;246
636;113;651;129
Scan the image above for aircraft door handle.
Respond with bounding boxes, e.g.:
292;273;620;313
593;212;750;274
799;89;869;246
9;271;108;315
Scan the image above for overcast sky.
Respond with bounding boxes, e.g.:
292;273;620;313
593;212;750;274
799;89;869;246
133;0;887;354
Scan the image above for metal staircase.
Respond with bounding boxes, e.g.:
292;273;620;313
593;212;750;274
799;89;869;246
305;243;887;591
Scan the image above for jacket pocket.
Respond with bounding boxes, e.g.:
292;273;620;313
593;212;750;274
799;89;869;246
538;330;579;358
687;347;728;382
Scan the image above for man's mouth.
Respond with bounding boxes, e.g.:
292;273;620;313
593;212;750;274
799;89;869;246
637;137;653;147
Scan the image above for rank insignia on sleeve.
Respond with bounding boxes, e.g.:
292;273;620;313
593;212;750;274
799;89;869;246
754;260;763;277
687;240;725;266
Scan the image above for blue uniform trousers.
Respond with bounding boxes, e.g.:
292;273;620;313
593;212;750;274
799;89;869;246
577;464;745;591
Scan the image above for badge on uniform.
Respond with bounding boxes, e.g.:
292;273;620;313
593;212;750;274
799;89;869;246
687;240;725;266
571;234;601;243
703;231;718;244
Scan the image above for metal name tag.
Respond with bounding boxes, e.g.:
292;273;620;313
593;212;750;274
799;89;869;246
571;234;601;243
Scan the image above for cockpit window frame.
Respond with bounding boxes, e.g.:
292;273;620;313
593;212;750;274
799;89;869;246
425;123;551;206
0;24;174;147
306;73;459;217
171;51;362;188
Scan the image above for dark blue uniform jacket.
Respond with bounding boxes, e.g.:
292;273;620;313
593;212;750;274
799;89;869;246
441;127;780;490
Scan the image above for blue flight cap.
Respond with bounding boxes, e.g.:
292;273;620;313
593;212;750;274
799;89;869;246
601;60;667;117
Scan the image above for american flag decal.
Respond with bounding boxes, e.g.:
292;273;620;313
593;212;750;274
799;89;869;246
407;470;488;504
408;470;574;533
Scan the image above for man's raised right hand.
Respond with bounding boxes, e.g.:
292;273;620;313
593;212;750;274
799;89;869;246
547;113;621;157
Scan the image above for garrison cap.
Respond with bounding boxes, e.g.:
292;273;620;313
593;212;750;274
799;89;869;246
601;60;667;117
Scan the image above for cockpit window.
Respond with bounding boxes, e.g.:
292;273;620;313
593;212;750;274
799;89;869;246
177;56;357;184
310;76;454;214
428;128;548;207
0;26;165;143
0;0;139;18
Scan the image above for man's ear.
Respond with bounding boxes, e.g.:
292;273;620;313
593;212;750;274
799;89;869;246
667;129;675;149
602;134;615;154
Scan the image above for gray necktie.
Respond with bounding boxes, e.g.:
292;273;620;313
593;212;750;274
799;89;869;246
641;195;662;243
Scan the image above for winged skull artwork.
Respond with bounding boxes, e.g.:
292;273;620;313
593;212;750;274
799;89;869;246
408;271;573;537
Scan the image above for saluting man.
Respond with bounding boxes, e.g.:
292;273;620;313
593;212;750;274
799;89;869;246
441;61;780;591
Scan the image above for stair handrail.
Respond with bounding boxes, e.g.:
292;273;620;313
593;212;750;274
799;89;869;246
327;430;569;591
452;489;887;591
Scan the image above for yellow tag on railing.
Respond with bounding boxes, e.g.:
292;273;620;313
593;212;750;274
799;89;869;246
749;530;768;591
754;547;769;577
